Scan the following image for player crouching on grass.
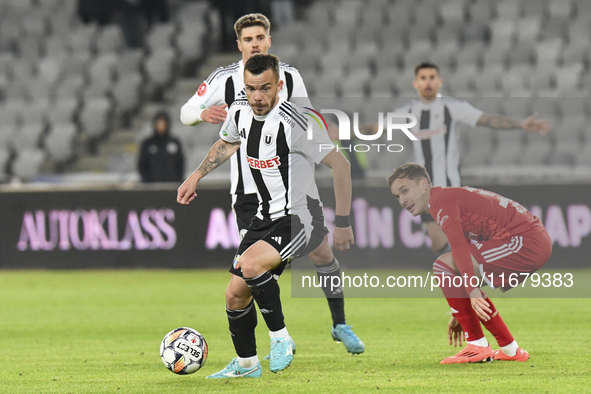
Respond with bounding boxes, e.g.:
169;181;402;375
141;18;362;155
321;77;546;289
388;163;552;364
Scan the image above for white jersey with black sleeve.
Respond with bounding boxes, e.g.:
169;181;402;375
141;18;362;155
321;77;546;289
219;97;331;234
396;96;483;187
180;59;311;196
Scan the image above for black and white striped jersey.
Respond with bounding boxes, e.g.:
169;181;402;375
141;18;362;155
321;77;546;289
397;96;483;187
219;97;331;222
180;59;311;196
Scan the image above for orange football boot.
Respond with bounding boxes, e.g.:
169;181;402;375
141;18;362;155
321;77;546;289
440;344;494;364
493;347;529;361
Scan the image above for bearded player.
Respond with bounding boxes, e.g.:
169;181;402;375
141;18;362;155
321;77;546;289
180;14;364;354
388;163;552;364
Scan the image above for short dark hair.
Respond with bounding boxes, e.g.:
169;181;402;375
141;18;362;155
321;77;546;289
414;62;440;76
387;163;432;187
234;13;271;39
244;53;280;82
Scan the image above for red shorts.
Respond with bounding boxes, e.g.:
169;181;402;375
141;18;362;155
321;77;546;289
469;230;552;291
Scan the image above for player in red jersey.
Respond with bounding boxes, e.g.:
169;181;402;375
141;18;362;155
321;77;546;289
388;163;552;364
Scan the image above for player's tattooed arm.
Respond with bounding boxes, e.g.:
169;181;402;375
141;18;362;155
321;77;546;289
196;139;240;178
477;113;553;134
476;113;523;129
177;139;240;205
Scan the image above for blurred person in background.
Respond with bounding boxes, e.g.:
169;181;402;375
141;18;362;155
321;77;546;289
364;62;553;255
138;110;184;183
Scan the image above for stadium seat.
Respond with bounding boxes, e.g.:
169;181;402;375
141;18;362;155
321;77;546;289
0;148;10;178
176;24;206;62
0;15;20;51
45;35;70;56
44;122;77;163
79;96;111;138
555;62;584;93
144;47;176;87
414;3;440;27
440;0;467;24
12;148;45;181
467;0;495;25
521;0;548;18
2;98;28;126
489;130;525;166
12;122;45;151
17;35;44;60
0;123;17;151
359;5;387;27
368;70;398;97
489;20;516;47
385;2;414;30
68;24;98;54
334;1;361;26
534;39;563;66
146;23;176;52
113;72;143;113
520;137;552;165
47;97;78;125
515;17;541;44
37;57;64;86
272;43;299;65
539;19;568;41
96;25;125;53
10;58;36;83
548;0;574;20
340;68;370;97
507;43;535;66
430;41;460;70
115;49;144;78
178;1;209;29
496;0;520;19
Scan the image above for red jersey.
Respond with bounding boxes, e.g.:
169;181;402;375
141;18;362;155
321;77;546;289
429;186;545;294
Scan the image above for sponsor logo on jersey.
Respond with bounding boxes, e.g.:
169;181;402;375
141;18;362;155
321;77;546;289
246;155;281;170
413;126;447;140
436;209;449;226
197;82;207;96
278;111;296;128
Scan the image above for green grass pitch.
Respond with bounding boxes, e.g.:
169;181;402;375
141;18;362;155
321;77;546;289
0;269;589;393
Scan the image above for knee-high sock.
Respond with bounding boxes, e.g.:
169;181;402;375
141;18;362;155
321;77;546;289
316;258;346;327
480;298;514;347
433;259;485;342
244;271;285;332
227;299;257;358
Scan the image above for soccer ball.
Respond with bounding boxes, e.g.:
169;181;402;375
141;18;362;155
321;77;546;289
160;327;208;374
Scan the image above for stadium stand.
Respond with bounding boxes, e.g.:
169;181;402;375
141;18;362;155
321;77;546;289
0;0;589;183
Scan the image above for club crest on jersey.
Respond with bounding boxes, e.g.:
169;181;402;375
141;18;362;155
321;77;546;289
263;133;273;146
246;155;281;170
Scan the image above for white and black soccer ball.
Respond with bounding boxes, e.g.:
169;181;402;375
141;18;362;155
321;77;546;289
160;327;208;374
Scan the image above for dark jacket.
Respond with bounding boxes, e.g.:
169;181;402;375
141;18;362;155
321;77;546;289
138;112;184;182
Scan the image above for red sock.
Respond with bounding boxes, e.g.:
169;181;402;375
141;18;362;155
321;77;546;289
433;260;484;343
480;298;514;347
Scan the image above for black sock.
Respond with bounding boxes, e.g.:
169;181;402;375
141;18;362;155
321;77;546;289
244;271;285;332
227;299;258;358
316;258;346;327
